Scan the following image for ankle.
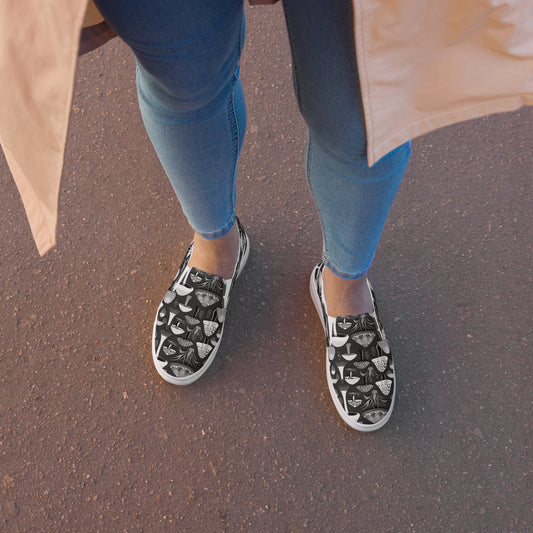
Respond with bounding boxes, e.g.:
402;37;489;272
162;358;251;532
322;267;374;318
189;223;239;279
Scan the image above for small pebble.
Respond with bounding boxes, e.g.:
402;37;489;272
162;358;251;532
8;502;19;516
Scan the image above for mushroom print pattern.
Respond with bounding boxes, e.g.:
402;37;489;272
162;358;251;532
330;312;394;426
152;218;249;384
153;248;227;379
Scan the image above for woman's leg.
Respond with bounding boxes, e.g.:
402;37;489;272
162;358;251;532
282;0;411;315
284;0;409;430
93;0;246;277
93;0;251;383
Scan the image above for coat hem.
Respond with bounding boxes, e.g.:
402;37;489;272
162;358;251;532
368;95;532;165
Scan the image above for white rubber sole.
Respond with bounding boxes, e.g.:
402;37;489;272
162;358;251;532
309;264;396;432
152;231;250;386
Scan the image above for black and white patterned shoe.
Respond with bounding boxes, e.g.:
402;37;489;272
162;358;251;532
310;262;396;431
152;218;250;385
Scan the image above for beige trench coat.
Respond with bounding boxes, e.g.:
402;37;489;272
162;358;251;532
0;0;531;255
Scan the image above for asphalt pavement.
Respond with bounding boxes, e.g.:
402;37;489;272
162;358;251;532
0;4;531;532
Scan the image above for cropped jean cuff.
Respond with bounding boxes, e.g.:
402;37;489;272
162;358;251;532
322;256;368;281
194;214;236;240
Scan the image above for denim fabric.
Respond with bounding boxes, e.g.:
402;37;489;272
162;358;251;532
93;0;411;278
283;0;411;278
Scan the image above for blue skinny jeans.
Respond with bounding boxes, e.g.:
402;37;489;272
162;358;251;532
93;0;411;279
